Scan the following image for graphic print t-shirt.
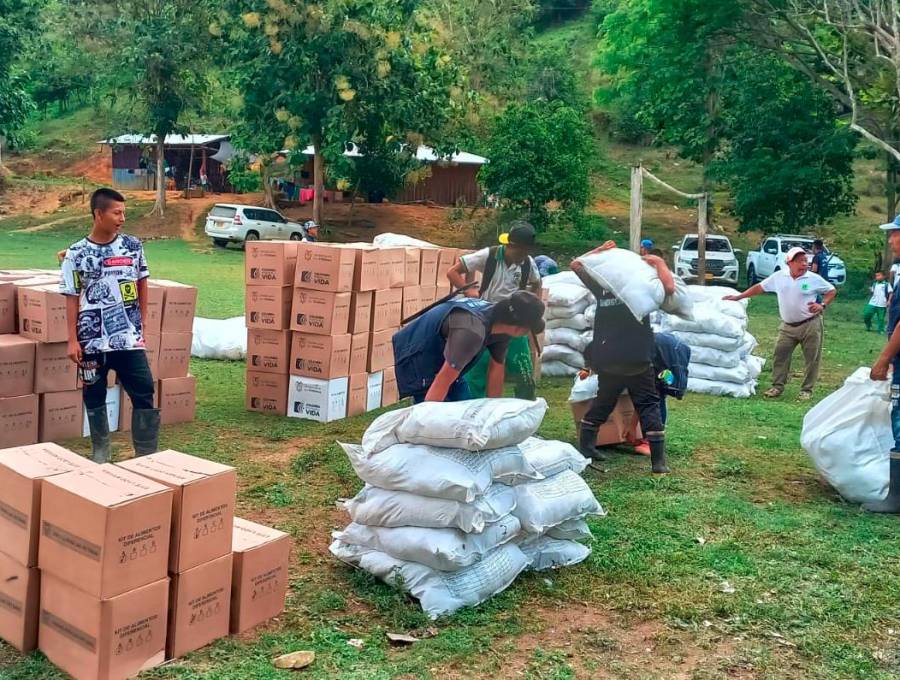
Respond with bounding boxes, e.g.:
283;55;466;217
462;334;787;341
60;234;150;353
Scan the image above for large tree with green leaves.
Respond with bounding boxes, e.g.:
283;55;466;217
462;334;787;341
215;0;467;221
0;0;42;167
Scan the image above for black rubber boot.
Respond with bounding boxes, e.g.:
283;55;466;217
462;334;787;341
863;453;900;514
132;408;161;457
648;432;670;474
86;406;111;464
578;422;608;461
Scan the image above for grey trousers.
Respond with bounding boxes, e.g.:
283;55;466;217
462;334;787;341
771;315;824;393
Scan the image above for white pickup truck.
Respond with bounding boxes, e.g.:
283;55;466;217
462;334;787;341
746;234;846;286
672;234;740;286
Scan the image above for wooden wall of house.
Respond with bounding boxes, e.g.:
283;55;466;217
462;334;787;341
393;164;482;206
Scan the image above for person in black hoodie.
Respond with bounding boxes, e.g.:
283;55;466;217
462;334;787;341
571;241;676;473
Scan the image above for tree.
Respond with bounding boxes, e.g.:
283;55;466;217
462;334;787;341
479;101;594;227
0;0;42;163
216;0;466;222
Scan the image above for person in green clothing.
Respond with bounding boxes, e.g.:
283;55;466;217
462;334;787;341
865;270;892;333
446;222;543;399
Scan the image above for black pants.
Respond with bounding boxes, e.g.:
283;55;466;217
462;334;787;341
83;350;155;411
583;367;664;434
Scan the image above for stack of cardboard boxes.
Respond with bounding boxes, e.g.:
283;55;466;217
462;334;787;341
0;270;198;449
0;444;292;679
244;240;461;421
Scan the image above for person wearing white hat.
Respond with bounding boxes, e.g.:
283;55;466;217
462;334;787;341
865;214;900;512
724;246;836;400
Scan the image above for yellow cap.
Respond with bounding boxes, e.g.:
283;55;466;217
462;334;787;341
498;233;510;245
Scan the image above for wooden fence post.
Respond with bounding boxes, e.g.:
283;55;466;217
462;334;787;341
630;164;642;253
697;192;709;285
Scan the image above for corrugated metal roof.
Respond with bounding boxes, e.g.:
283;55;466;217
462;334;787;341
299;143;487;165
99;134;230;146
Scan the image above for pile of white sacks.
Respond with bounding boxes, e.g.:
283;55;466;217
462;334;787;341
330;398;605;618
541;271;595;377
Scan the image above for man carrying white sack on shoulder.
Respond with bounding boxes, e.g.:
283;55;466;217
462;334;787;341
571;240;676;474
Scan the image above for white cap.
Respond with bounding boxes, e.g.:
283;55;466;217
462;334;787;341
785;247;807;263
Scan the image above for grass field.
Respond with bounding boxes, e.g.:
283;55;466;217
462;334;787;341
0;224;898;679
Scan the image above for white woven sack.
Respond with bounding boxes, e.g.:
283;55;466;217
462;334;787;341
546;314;589;331
658;275;695;320
361;398;547;455
545;327;590;352
329;540;529;619
334;514;522;571
519;536;591;572
575;249;665;321
661;305;745;339
671;330;744;352
513;470;604;533
687;377;756;398
342;484;517;534
746;355;765;379
688;361;750;384
541;344;584;367
373;232;439;249
688;345;743;369
546;518;593;541
518;438;589;478
800;367;891;504
545;282;590;308
546;299;590;319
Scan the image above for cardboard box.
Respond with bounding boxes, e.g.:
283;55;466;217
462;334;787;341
0;334;35;397
403;248;421;287
245;240;298;287
144;284;165;337
246;329;291;375
290;289;351;336
153;280;198;333
39;573;168;680
34;341;78;393
348;291;373;335
420;286;437;309
167;553;232;659
379;247;406;289
157;332;192;379
40;390;84;441
347;373;368;417
287;375;348;423
230;517;290;634
349;333;369;375
81;386;121;437
0;443;93;566
245;286;292;331
294;243;355;292
349;245;383;292
438;248;459;278
39;464;174;599
17;284;69;342
0;281;15;334
402;286;422;321
419;248;439;286
366;371;384;412
159;375;197;425
119;386;160;434
145;333;160;379
290;332;351;379
118;450;236;574
0;552;39;653
367;329;395;373
371;288;403;332
570;396;641;447
0;394;39;448
245;371;289;416
382;366;399;408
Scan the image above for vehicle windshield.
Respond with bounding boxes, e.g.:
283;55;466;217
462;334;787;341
683;238;732;253
780;239;812;253
210;206;237;219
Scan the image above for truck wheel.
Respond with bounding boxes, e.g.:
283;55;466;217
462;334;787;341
747;265;758;285
289;232;303;241
213;239;228;248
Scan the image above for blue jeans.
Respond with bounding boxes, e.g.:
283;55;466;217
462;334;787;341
892;360;900;452
411;377;471;404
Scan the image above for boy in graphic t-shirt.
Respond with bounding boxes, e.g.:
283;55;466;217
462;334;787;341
60;188;159;462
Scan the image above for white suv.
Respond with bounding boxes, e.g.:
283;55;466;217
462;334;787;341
204;204;307;247
672;234;740;286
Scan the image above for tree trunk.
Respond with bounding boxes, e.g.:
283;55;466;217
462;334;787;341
883;149;899;272
187;141;196;192
151;137;166;217
261;156;276;208
313;140;324;226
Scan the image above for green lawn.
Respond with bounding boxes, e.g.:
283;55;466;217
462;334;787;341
0;227;898;679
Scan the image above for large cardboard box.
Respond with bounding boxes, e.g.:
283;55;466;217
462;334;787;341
379;247;406;289
39;464;174;599
167;553;232;659
118;450;236;574
0;442;93;567
290;289;351;336
367;329;395;373
0;552;39;653
245;286;292;330
570;396;642;447
371;288;403;332
289;332;351;379
287;375;348;423
159;375;197;425
349;244;383;292
401;286;422;321
349;333;368;375
348;291;373;335
245;371;289;416
246;329;291;375
17;284;68;342
382;366;399;408
0;281;15;334
40;390;84;441
35;341;78;393
438;247;459;278
81;386;121;437
39;573;168;680
245;240;298;287
419;248;439;286
0;394;39;448
119;386;160;434
420;286;437;309
144;283;165;337
157;332;192;379
154;280;198;333
144;333;161;379
294;243;355;292
347;373;368;417
366;371;384;412
403;248;421;287
230;517;290;634
0;334;36;397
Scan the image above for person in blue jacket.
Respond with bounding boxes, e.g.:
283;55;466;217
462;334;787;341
393;291;545;403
